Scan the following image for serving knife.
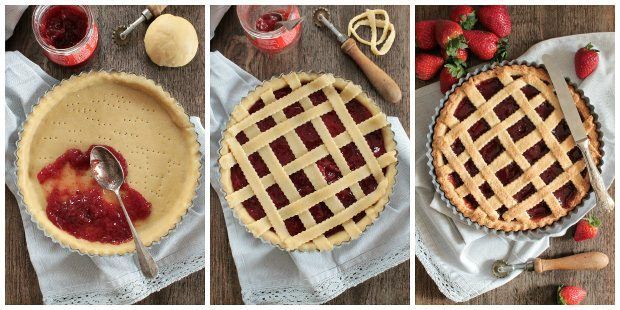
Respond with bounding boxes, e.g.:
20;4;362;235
542;54;614;211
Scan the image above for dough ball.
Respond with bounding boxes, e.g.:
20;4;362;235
144;14;198;67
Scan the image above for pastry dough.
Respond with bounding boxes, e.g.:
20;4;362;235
347;9;396;56
144;14;198;67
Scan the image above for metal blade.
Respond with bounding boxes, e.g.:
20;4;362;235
542;55;588;142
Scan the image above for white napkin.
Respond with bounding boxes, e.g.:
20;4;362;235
415;32;615;302
209;5;231;40
5;51;206;305
210;51;410;305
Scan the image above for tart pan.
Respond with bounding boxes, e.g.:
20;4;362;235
426;60;605;241
14;70;203;256
217;71;399;252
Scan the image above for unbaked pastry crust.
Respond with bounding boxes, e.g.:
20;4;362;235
219;72;398;251
16;71;201;255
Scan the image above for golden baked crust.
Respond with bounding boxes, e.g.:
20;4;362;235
431;65;601;231
16;71;201;255
219;72;397;251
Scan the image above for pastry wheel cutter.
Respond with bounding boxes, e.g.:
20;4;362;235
492;251;609;278
113;5;167;46
312;7;402;103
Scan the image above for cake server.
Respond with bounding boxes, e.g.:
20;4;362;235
492;251;609;278
542;54;614;211
113;5;167;46
90;146;159;278
312;7;402;103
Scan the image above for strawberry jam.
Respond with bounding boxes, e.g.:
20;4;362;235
38;145;151;244
231;86;385;237
40;6;89;49
255;12;283;32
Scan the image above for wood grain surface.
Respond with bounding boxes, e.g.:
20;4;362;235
5;5;205;305
415;5;615;305
210;5;410;305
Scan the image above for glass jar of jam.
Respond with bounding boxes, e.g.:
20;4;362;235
237;5;302;55
32;5;99;67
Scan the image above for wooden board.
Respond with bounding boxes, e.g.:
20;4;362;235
415;5;615;305
211;5;410;305
5;5;205;305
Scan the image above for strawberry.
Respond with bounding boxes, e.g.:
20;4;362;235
434;20;464;50
557;285;587;305
439;60;466;93
477;5;512;38
573;214;601;242
441;37;468;62
415;53;444;81
450;5;477;30
415;20;437;50
463;30;508;61
574;43;600;79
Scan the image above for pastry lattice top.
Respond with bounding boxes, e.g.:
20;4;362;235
220;72;397;250
432;65;601;231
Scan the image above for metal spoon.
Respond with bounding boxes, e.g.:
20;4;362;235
90;145;158;278
276;16;304;30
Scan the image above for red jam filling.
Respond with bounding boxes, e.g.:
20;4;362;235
255;11;284;32
495;162;523;186
40;5;89;49
231;87;386;237
38;145;151;244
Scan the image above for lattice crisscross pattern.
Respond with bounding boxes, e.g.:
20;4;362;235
432;65;601;231
220;72;397;251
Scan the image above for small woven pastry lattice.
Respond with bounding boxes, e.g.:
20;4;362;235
220;72;397;251
432;65;601;231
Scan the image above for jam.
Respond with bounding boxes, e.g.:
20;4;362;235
237;5;302;54
38;145;151;244
33;5;98;66
231;86;386;237
40;6;88;49
255;12;283;32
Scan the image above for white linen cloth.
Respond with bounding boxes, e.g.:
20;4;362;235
5;51;206;304
415;32;615;302
210;51;410;304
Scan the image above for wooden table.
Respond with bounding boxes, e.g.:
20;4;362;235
211;5;410;305
5;5;205;305
415;5;615;305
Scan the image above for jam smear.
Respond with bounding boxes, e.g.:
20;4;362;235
464;159;479;176
480;138;504;164
285;216;305;236
243;196;266;220
527;201;552;220
554;182;578;208
535;102;554;120
523;141;549;165
496;162;523;186
40;5;88;49
255;11;284;32
507;117;536;142
468;119;490;141
38;145;151;244
270;136;295;166
480;182;494;199
494;97;520;121
521;85;540;99
454;98;476;121
463;194;479;210
540;162;563;184
513;183;536;202
553;120;571;142
451;139;465;156
267;184;289;209
476;78;503;100
567;146;583;163
449;172;463;187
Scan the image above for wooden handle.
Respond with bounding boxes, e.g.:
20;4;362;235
340;38;402;103
534;252;609;273
147;5;167;17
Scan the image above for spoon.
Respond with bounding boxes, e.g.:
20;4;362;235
90;145;158;278
276;16;304;30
